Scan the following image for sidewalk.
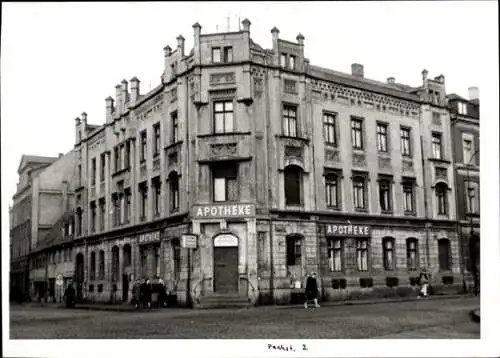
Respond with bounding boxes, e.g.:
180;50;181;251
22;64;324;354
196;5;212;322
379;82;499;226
18;293;474;312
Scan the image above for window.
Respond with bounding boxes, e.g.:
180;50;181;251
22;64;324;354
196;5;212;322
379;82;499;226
77;164;82;186
111;194;119;227
140;131;147;162
379;179;392;212
139;182;148;219
282;104;297;137
91;158;96;185
90;201;96;233
284;165;302;206
328;239;342;272
289;55;296;70
436;182;448;215
325;173;339;208
400;127;411;156
153;123;161;157
432;133;443;159
98;250;105;280
323;112;336;145
100;153;106;182
124;188;131;223
463;137;473;164
286;236;302;266
120;144;126;170
154;246;161;277
99;199;105;231
140;246;147;272
402;180;415;213
351;118;364;149
376;123;388;152
76;208;83;236
352;176;366;210
212;47;221;63
169;171;179;212
458;102;468;115
172;239;181;279
152;177;161;216
214;100;234;133
223;46;233;62
171;111;178;144
280;53;287;67
406;238;418;271
111;246;119;282
212;163;238;202
466;182;479;214
382;237;395;270
356;239;368;271
123;245;132;267
90;252;96;280
114;146;120;172
438;239;451;271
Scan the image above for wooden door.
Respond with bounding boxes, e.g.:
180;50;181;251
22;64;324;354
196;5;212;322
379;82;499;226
214;247;239;293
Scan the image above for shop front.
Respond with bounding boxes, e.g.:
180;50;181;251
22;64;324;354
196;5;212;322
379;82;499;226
190;203;258;306
137;231;163;280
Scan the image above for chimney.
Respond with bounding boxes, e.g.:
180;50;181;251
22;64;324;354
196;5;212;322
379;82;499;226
468;86;479;101
193;23;201;64
434;74;445;84
241;18;251;32
387;77;395;84
121;79;129;104
296;33;304;46
130;77;140;103
177;35;185;57
105;96;114;124
75;116;81;125
271;26;280;41
351;63;364;78
271;27;280;65
163;45;172;57
115;84;122;115
81;112;87;126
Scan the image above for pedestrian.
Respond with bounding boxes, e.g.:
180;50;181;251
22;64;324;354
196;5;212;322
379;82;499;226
418;268;430;298
132;279;141;310
142;278;152;309
151;277;160;309
63;282;75;308
304;272;320;309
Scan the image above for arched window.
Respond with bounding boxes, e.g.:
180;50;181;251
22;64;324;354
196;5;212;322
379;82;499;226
168;171;180;212
435;182;448;215
438;238;451;271
90;252;96;280
123;244;132;267
98;250;105;280
111;246;119;282
406;238;418;271
284;165;302;206
382;237;395;271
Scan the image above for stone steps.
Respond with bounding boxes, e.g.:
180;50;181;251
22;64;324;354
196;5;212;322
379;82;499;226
196;294;252;309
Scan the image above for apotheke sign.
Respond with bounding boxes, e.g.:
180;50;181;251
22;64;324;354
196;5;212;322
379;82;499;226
326;223;371;237
138;231;162;244
193;203;255;219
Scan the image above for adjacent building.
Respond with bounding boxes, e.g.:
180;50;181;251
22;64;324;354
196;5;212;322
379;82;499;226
16;19;472;307
448;88;480;293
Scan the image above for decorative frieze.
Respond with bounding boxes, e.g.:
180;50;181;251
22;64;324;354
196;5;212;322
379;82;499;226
139;162;147;179
254;77;263;97
210;72;236;85
325;148;340;163
378;156;392;170
435;167;448;180
168;152;178;167
284;145;303;160
211;143;237;156
152;157;161;172
402;159;414;172
352;152;367;167
88;132;105;151
432;112;442;126
284;79;297;94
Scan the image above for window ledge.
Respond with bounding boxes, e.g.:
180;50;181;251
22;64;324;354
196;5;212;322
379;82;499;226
164;141;184;150
381;210;394;215
354;208;368;213
428;158;451;164
404;211;417;217
276;135;310;143
197;132;251;139
112;167;130;178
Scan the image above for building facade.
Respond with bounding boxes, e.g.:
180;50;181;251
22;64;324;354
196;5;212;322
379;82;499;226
448;88;480;293
21;19;467;307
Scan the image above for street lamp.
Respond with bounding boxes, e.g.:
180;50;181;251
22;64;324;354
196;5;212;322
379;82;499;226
465;149;480;296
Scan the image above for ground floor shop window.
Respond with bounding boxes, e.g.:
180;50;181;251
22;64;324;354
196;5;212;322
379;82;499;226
286;236;302;266
406;238;418;271
356;239;368;271
328;239;342;272
438;238;451;271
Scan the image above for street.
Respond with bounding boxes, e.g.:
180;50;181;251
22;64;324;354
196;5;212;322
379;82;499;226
9;296;479;339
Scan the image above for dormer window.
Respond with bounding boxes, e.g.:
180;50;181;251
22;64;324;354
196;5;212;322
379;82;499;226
280;53;287;67
212;48;221;63
289;55;296;70
458;102;468;115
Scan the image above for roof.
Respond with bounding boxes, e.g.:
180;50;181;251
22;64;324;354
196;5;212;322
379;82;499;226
309;65;420;102
446;93;468;101
250;38;264;52
17;154;58;174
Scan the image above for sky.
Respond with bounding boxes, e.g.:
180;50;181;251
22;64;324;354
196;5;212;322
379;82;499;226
2;1;500;357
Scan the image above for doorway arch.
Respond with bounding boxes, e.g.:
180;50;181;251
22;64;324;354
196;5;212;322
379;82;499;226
213;234;239;294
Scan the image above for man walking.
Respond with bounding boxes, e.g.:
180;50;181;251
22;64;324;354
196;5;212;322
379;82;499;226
304;272;320;309
418;268;430;298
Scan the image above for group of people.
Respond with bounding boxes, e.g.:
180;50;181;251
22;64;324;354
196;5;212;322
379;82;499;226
132;276;168;309
303;268;432;309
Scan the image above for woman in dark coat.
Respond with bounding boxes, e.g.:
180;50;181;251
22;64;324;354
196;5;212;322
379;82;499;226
304;272;320;309
64;283;75;308
132;279;142;309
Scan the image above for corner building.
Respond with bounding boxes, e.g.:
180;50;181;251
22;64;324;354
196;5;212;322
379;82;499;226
32;19;463;306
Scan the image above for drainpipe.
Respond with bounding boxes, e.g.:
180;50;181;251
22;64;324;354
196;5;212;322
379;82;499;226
185;65;193;308
265;58;274;304
420;135;431;273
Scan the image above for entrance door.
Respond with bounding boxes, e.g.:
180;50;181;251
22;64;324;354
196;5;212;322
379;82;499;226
122;274;129;302
213;234;239;294
75;253;84;301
